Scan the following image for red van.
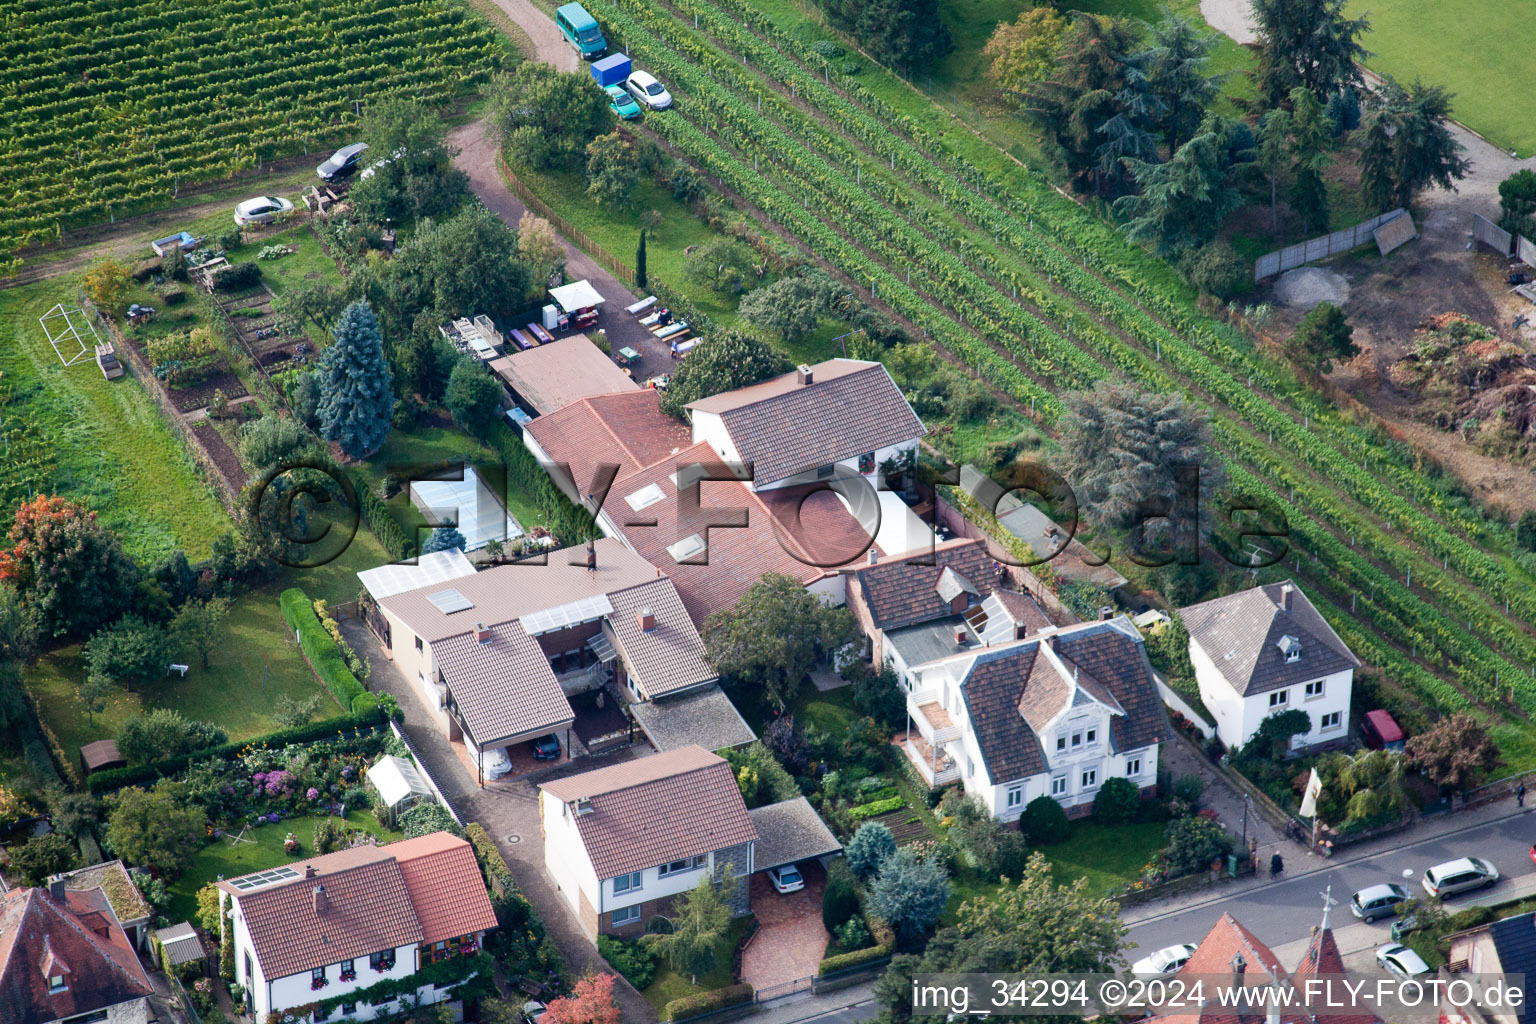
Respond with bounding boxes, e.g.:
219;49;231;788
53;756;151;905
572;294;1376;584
1359;709;1405;751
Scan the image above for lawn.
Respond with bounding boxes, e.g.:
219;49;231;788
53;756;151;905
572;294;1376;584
1343;0;1536;154
640;916;755;1013
0;275;230;563
790;684;859;736
165;808;404;924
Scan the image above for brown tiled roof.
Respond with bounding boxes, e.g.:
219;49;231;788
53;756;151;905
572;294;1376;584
991;590;1052;635
434;622;575;746
685;359;925;487
0;887;153;1024
600;444;862;622
233;856;421;981
606;579;717;697
1179;581;1360;696
524;389;692;502
852;538;996;630
378;538;657;643
958;619;1167;786
390;833;499;946
222;835;493;981
541;746;758;879
1291;927;1380;1024
489;336;638;415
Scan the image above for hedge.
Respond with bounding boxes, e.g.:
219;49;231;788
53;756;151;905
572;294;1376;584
662;983;754;1022
487;421;601;547
87;707;387;793
817;944;892;977
465;823;515;894
355;474;414;559
280;587;365;710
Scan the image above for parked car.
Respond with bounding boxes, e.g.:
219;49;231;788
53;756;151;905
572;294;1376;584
1131;943;1198;978
625;70;673;110
1359;709;1405;751
531;735;561;761
317;142;369;181
555;1;606;59
1350;883;1411;922
605;85;642;121
1422;856;1499;898
767;864;804;893
233;196;293;227
521;1000;548;1023
1375;944;1431;979
481;746;513;780
359;146;408;181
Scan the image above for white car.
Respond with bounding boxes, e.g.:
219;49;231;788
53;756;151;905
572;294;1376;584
625;70;672;110
233;195;293;227
481;746;513;780
1422;856;1499;898
767;864;804;893
520;1000;547;1023
1131;943;1198;978
1376;944;1431;979
359;145;408;180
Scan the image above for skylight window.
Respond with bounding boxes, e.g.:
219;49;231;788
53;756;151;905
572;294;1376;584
425;589;474;614
667;533;707;563
625;483;666;511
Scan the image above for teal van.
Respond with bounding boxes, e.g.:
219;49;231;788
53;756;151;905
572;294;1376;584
556;3;606;60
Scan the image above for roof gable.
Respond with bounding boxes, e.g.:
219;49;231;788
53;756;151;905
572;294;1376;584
1180;582;1360;696
853;539;996;630
524;389;692;498
0;888;152;1024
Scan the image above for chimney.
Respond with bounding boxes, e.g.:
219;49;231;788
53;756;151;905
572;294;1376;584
313;884;328;916
1013;621;1029;640
953;625;967;646
474;621;492;644
796;363;814;386
48;878;65;903
305;865;317;879
638;608;656;632
867;549;879;565
1230;952;1245;989
1280;583;1294;610
1099;605;1114;620
1266;974;1284;1024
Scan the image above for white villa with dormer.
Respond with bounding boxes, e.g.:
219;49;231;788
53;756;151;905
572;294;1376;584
1179;581;1361;752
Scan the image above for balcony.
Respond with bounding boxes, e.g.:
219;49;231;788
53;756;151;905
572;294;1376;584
905;690;961;744
893;729;961;786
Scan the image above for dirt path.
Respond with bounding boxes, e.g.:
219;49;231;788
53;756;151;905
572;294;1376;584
481;0;577;68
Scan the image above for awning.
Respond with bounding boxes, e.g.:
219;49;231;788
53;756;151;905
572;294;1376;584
548;279;605;313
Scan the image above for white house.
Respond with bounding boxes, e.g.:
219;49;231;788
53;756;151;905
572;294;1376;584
885;613;1169;820
539;746;758;938
1179;580;1360;751
218;833;497;1023
0;882;154;1024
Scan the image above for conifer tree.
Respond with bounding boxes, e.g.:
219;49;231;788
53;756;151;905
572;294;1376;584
318;301;393;459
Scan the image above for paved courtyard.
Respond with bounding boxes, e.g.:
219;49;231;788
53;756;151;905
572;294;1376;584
740;863;830;999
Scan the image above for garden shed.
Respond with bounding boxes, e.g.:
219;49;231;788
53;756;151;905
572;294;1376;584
153;922;205;970
366;755;433;823
80;739;126;776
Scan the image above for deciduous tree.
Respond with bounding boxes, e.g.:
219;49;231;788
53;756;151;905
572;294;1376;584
84;614;166;692
11;833;77;887
444;359;503;440
83;257;131;316
170;597;230;670
1407;713;1502;795
703;573;857;710
1499;170;1536;239
584;131;640;209
238;414;320;474
77;676;112;725
0;496;138;638
955;851;1127;970
117;708;225;765
319;301;394;459
1161;814;1233;874
106;784;203;876
658;329;791;417
493;64;611;171
814;0;953;75
983;8;1069;97
683;237;758;295
736;272;851;343
518;212;567;292
543;973;622;1024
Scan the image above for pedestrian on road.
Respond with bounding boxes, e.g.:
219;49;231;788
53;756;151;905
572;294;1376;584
1518;782;1526;808
1270;853;1284;877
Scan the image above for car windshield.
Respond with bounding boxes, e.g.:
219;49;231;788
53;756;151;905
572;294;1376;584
579;26;600;41
646;82;664;95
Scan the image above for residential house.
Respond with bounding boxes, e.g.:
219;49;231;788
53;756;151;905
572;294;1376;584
1141;905;1379;1024
360;538;720;780
884;607;1167;820
1445;909;1536;1024
1179;581;1360;751
539;746;758;938
218;832;497;1023
0;881;155;1024
523;388;896;621
48;861;152;951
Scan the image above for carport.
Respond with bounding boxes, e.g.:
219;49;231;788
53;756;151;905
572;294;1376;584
741;797;842;999
747;796;843;876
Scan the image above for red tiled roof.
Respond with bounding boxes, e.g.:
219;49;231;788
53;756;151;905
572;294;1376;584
1145;912;1290;1024
524;389;692;502
222;835;494;981
1290;927;1380;1024
391;833;500;946
0;888;152;1024
684;359;925;487
540;747;758;879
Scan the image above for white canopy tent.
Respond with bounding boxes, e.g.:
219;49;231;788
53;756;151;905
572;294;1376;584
366;755;433;819
548;279;605;313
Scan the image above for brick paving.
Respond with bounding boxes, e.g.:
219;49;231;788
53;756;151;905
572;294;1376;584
742;866;830;999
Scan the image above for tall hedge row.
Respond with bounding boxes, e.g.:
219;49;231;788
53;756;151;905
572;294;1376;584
280;587;365;711
87;707;388;794
487;421;601;547
355;474;414;560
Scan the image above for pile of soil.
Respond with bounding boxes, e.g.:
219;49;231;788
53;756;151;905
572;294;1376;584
1273;267;1351;308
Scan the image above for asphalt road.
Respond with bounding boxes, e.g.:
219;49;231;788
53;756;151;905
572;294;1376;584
1127;809;1536;959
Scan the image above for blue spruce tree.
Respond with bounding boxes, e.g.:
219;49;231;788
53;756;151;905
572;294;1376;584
318;301;393;459
422;526;467;554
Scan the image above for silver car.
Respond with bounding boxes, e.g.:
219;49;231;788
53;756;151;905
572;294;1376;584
233;195;294;227
1376;944;1431;979
1350;882;1410;922
1422;856;1499;898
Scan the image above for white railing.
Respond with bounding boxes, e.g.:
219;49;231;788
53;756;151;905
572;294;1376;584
905;692;961;744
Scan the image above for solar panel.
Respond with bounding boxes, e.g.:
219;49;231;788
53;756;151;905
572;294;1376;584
519;594;614;635
229;866;301;891
426;588;474;614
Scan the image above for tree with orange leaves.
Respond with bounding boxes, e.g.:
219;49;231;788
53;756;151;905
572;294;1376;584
0;495;136;638
541;973;622;1024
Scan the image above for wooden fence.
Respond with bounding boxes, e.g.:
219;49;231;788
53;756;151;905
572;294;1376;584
497;156;637;288
1254;209;1409;280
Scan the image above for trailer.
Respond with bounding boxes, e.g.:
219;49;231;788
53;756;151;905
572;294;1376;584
151;231;202;257
591;53;631;88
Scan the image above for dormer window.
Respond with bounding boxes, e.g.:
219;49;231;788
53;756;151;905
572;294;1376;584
48;975;67;994
1277;634;1301;663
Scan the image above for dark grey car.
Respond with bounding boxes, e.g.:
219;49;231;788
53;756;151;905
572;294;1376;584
317;142;368;181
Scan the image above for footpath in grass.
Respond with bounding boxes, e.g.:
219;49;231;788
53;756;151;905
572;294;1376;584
165;808;404;924
0;275;230;563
